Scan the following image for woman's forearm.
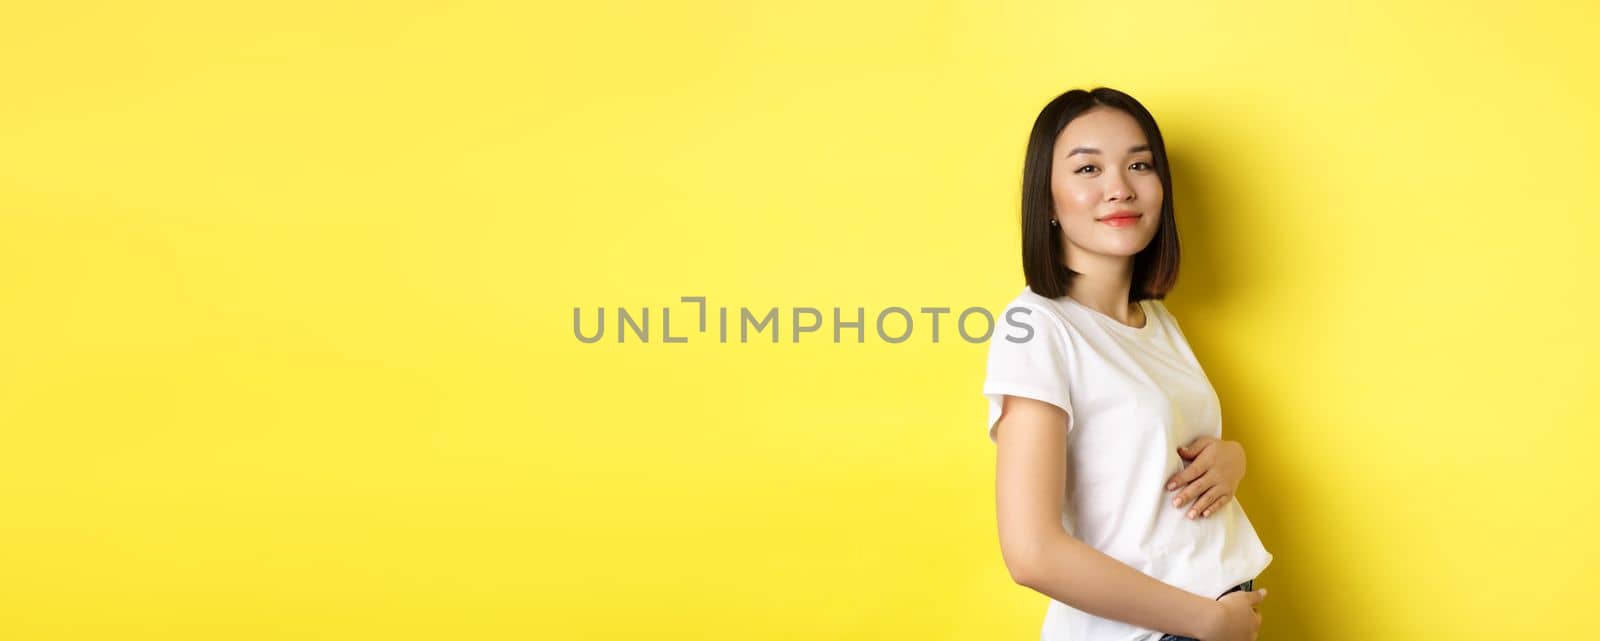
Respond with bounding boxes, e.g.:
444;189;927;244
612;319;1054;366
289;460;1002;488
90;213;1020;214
1016;530;1221;639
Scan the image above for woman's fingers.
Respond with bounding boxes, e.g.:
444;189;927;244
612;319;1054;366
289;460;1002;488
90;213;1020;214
1169;440;1219;490
1186;483;1226;519
1202;494;1232;517
1166;459;1206;491
1172;470;1215;509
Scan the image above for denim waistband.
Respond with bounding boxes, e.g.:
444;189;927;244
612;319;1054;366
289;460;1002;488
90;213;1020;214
1220;578;1254;597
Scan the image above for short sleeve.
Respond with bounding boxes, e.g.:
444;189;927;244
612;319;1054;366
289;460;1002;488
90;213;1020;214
982;303;1075;443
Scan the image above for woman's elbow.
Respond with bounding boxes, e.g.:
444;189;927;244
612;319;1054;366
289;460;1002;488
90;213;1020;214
1007;560;1037;587
1000;535;1048;587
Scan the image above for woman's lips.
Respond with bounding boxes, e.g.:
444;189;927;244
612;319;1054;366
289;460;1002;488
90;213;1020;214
1100;214;1141;227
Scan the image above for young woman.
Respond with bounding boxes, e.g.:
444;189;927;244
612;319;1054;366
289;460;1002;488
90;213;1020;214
983;87;1273;641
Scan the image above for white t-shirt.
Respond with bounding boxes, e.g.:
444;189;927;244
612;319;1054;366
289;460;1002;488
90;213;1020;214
983;286;1273;641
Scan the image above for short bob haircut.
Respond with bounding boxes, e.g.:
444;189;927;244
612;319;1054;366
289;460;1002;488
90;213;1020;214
1020;87;1179;301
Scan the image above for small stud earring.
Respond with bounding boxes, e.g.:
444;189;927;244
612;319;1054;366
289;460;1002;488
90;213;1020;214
1049;219;1059;227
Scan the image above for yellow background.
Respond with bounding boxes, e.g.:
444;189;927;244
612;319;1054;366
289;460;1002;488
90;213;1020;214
3;1;1596;639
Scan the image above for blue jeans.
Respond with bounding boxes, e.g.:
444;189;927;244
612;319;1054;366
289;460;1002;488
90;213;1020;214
1157;579;1254;641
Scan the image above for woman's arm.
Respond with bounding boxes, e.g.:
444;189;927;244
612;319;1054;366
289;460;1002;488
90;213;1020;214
995;394;1223;639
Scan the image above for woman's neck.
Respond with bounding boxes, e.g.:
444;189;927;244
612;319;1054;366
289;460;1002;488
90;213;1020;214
1063;262;1138;325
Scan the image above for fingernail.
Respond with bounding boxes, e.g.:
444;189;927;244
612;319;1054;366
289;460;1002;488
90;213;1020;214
1166;482;1176;490
1187;511;1196;519
1172;498;1181;507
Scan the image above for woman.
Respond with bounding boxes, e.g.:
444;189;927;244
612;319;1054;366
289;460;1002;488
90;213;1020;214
983;87;1272;641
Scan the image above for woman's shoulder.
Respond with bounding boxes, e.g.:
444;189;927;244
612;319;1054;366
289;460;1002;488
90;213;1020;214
999;286;1078;336
1002;286;1067;317
1143;297;1172;320
1143;297;1190;337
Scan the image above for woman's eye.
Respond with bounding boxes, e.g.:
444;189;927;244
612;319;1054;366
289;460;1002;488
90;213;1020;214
1077;162;1154;174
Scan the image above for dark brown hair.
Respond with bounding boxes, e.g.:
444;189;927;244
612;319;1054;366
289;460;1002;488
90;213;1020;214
1020;87;1179;301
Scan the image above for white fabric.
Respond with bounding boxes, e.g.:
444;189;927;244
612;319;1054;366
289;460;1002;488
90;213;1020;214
983;285;1273;641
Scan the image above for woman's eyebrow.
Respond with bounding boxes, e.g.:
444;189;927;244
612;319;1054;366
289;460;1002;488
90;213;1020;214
1066;144;1151;157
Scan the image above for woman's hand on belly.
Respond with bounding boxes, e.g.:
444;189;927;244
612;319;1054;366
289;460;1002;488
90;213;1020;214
1164;437;1245;519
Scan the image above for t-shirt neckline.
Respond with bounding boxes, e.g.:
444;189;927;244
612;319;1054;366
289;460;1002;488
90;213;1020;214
1060;295;1155;336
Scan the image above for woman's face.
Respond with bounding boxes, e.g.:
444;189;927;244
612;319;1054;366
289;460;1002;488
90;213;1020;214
1050;107;1164;267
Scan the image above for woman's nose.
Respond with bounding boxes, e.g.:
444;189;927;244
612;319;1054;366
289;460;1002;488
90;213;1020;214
1106;175;1134;201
